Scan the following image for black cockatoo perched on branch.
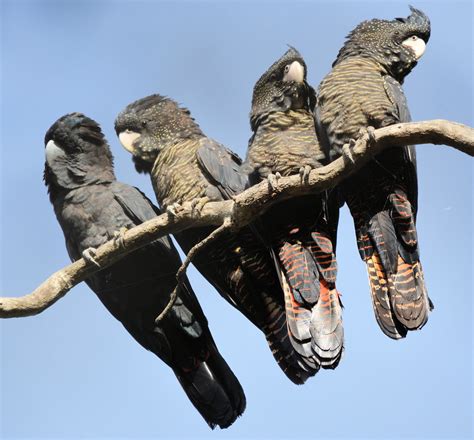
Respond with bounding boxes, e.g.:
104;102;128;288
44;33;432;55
316;6;433;339
115;96;319;384
44;113;246;429
243;47;343;370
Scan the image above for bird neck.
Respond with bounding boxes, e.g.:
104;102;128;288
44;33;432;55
335;53;412;84
150;136;209;208
252;109;315;135
46;175;115;206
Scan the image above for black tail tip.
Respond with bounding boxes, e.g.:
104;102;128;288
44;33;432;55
175;357;246;430
207;407;245;430
428;297;435;311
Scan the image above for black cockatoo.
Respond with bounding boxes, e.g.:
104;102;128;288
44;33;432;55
316;6;433;339
115;95;319;383
44;113;246;429
244;47;343;370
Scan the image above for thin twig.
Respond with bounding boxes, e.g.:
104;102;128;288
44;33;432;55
155;218;233;323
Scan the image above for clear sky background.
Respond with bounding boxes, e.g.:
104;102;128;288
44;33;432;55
1;1;472;439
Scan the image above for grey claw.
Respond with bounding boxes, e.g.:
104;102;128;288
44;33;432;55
113;227;128;249
299;165;312;184
367;126;376;144
190;197;210;213
342;142;355;164
82;247;100;267
267;172;281;191
267;173;276;190
166;202;182;217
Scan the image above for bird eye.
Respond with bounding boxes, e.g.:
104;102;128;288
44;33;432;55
411;35;418;41
284;64;290;73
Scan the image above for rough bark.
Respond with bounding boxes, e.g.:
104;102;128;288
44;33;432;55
1;120;472;318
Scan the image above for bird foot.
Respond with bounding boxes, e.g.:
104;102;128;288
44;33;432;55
82;247;100;267
166;202;183;217
190;196;210;214
342;139;357;164
113;227;128;249
358;126;376;146
367;126;376;145
267;172;281;191
299;165;312;184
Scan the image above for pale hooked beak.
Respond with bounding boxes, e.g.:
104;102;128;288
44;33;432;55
402;36;426;60
283;61;305;83
119;130;141;153
45;139;66;165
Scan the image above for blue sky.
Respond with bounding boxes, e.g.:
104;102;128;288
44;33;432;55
1;1;472;439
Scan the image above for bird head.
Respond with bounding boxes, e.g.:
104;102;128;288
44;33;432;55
115;94;204;174
44;113;115;192
334;6;431;81
250;46;316;131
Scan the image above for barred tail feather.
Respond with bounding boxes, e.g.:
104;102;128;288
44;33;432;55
362;220;430;338
224;229;321;383
310;284;344;369
278;234;343;370
388;188;431;329
390;257;430;330
280;269;320;369
366;253;407;339
349;182;432;339
262;292;319;384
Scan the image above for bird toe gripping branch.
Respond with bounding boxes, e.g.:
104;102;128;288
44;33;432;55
190;196;211;213
299;165;312;184
166;202;183;217
113;227;128;249
267;172;282;191
342;139;357;164
81;247;100;267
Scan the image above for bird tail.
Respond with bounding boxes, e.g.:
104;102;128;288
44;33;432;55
351;187;432;339
260;290;320;384
276;229;344;370
174;346;246;429
229;228;321;384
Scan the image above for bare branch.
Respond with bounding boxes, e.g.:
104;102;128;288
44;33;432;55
155;217;232;323
1;120;472;318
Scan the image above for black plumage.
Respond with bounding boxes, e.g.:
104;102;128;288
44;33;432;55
244;47;343;370
44;113;245;429
115;96;319;384
316;7;432;339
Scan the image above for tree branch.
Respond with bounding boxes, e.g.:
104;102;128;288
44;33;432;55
154;217;232;323
1;120;472;318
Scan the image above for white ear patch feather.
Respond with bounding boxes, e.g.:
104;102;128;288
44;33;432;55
402;36;426;60
283;61;305;83
45;140;66;165
119;130;140;153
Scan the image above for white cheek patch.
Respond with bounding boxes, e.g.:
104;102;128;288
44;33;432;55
119;131;140;153
45;140;66;165
283;61;305;83
402;38;426;60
